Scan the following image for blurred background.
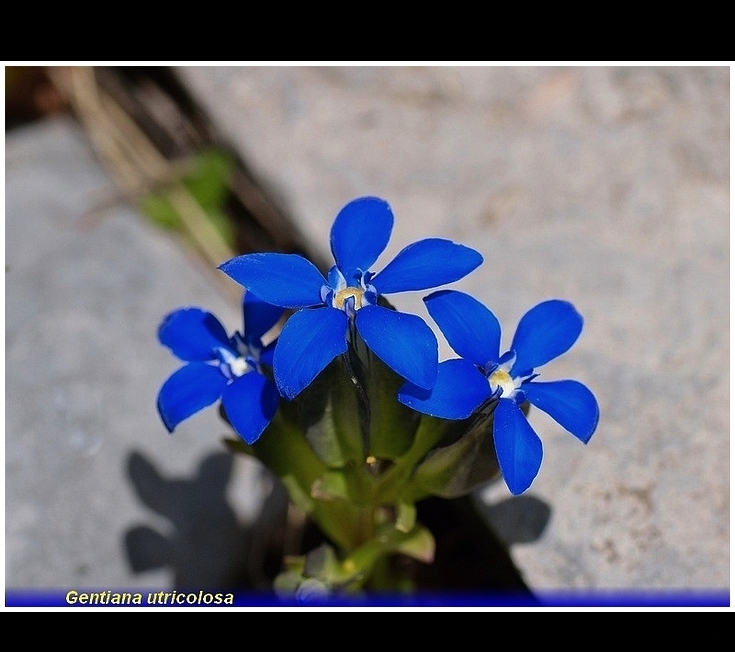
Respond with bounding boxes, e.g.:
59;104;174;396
5;65;730;602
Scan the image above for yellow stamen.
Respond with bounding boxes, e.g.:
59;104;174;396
334;286;365;310
489;368;517;398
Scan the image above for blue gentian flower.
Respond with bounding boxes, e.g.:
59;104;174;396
218;197;483;400
398;290;599;495
156;292;284;445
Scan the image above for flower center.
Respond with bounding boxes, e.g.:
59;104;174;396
228;355;251;378
333;286;365;311
322;265;377;318
216;345;256;380
488;367;520;399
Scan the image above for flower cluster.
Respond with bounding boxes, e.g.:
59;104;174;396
157;196;599;495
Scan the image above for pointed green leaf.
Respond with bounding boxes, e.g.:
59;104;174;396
394;524;435;564
250;409;327;503
310;470;351;502
303;543;350;583
408;411;501;500
281;476;315;514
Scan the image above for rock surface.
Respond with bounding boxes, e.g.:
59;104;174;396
5;66;729;601
177;65;729;592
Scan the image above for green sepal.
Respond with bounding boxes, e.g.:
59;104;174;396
345;325;421;461
291;355;365;468
365;349;420;460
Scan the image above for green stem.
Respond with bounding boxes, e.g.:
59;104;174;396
374;415;450;503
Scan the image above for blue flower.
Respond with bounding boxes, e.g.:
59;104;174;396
156;292;284;445
398;290;599;495
218;197;483;400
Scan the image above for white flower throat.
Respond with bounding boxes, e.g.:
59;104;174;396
488;366;521;399
217;337;260;379
228;355;251;377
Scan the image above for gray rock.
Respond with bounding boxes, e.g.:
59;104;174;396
5;116;275;592
177;65;729;592
6;65;728;600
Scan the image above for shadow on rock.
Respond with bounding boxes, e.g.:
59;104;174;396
124;449;289;590
475;494;552;546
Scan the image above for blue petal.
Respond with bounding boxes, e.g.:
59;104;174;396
219;253;326;309
493;399;544;495
330;197;393;278
242;291;285;345
272;307;348;400
510;300;583;375
523;380;599;444
424;290;502;366
158;308;231;361
356;305;438;390
157;363;228;432
370;239;483;294
221;372;280;445
398;358;491;420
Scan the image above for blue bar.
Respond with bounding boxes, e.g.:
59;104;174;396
5;589;730;608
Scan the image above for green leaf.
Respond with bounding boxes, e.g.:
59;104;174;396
395;502;416;534
183;149;235;210
223;400;367;552
251;408;328;503
281;476;316;514
408;411;501;500
394;524;435;564
310;470;351;502
278;543;366;597
138;148;236;247
139;193;181;230
372;414;452;504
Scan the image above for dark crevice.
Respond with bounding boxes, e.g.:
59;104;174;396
96;66;323;263
9;66;324;265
